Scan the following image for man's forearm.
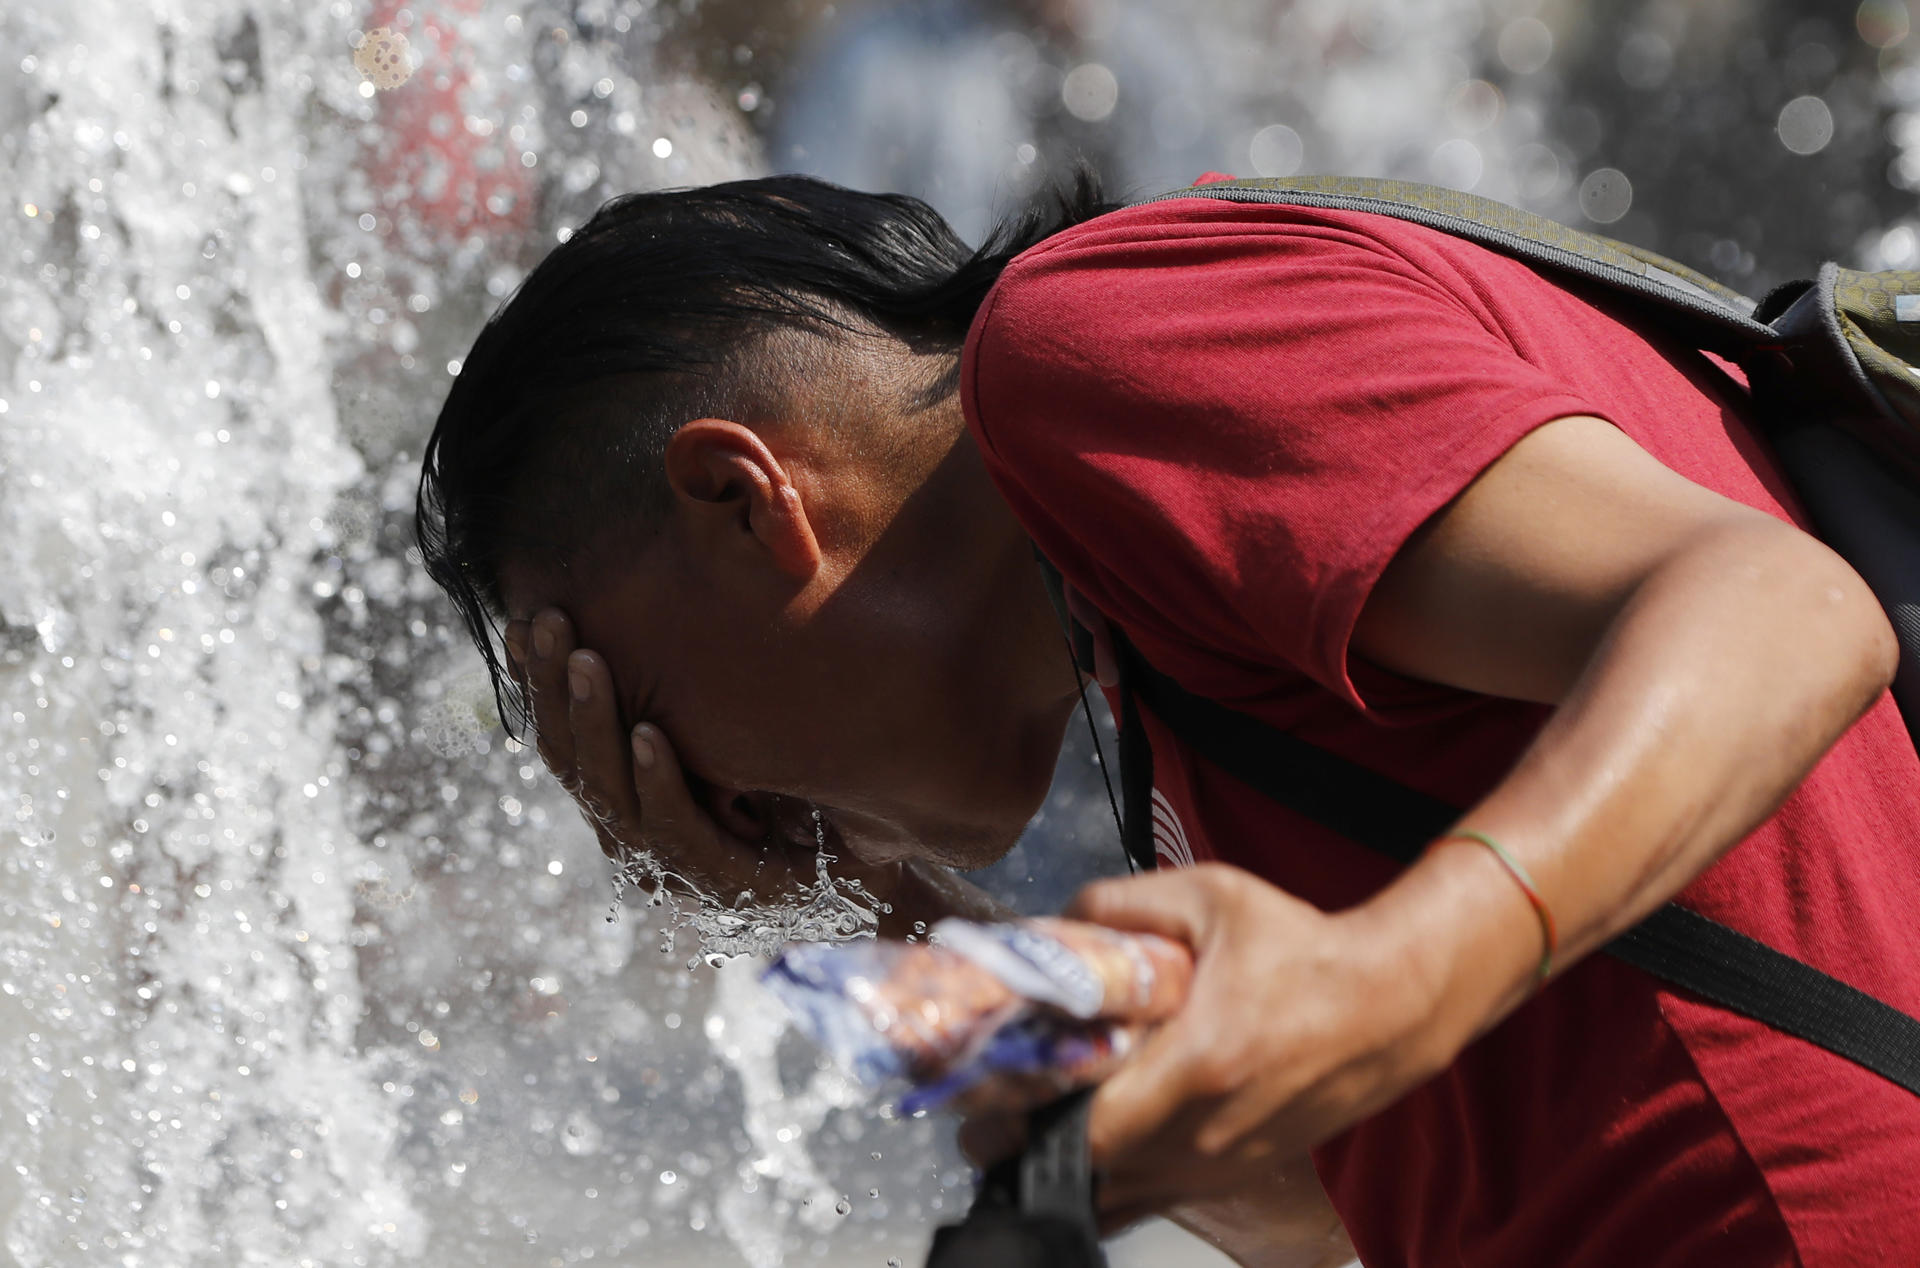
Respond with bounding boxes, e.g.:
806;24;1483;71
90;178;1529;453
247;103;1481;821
1368;516;1898;1057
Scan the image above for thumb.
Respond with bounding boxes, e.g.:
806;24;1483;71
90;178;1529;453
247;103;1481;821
1065;863;1235;948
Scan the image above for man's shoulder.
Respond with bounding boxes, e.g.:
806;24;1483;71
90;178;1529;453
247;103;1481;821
969;185;1542;381
989;181;1537;313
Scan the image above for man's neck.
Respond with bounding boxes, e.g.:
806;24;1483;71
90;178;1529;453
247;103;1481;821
928;402;1084;717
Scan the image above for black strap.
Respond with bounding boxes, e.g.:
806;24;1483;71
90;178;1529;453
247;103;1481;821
925;1089;1106;1268
1116;636;1456;858
1105;627;1920;1097
1116;683;1157;875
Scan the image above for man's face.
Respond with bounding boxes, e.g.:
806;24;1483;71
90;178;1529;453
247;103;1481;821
502;420;1081;874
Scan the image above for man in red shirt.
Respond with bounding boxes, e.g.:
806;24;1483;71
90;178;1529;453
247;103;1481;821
416;172;1920;1265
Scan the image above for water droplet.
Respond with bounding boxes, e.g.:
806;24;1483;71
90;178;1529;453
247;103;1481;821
659;1170;677;1185
833;1196;851;1215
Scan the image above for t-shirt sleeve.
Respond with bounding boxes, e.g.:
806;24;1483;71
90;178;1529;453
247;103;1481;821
961;203;1607;715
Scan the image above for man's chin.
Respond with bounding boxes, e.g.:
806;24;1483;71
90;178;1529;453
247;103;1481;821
827;805;1025;873
938;817;1027;873
826;707;1070;872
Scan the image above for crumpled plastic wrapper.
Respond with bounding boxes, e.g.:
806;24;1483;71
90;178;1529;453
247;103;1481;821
763;917;1193;1113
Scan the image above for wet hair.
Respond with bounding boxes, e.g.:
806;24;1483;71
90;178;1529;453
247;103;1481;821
415;169;1115;736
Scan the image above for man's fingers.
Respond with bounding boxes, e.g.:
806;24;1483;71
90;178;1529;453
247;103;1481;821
525;608;579;775
948;1070;1078;1121
630;723;722;853
1064;864;1233;947
564;649;641;841
503;620;531;682
502;620;535;731
1084;1007;1224;1174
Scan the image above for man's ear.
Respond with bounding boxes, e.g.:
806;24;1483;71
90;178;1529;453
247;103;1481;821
662;418;822;581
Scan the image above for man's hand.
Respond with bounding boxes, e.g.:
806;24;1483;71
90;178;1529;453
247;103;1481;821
1067;865;1443;1224
505;607;817;902
502;606;1010;932
955;863;1421;1258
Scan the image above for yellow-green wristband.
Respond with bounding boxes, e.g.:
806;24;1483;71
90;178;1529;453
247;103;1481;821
1434;829;1558;985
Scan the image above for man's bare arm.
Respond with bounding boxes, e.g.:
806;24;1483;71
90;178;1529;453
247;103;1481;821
1352;414;1897;1011
960;412;1895;1229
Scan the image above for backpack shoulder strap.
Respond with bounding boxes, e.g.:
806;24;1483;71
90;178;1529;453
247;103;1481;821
1152;176;1772;355
1108;623;1920;1098
1032;547;1098;685
1114;633;1454;860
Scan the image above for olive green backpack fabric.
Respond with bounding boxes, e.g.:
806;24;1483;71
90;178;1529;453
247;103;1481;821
1148;176;1920;744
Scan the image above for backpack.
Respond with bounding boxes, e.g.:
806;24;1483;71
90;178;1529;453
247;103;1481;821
1032;175;1920;1100
1142;175;1920;746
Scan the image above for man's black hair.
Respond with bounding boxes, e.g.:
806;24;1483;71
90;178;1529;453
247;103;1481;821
415;170;1116;737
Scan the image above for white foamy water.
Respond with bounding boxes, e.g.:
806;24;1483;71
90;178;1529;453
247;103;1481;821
0;1;410;1260
0;0;792;1261
606;810;882;965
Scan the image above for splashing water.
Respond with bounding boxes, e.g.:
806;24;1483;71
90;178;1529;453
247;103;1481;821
607;807;881;960
0;0;788;1262
703;961;877;1267
0;0;415;1259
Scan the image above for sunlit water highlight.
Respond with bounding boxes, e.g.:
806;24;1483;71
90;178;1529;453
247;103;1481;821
606;809;881;967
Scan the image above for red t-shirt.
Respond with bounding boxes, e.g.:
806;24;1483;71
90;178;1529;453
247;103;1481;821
959;185;1920;1267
